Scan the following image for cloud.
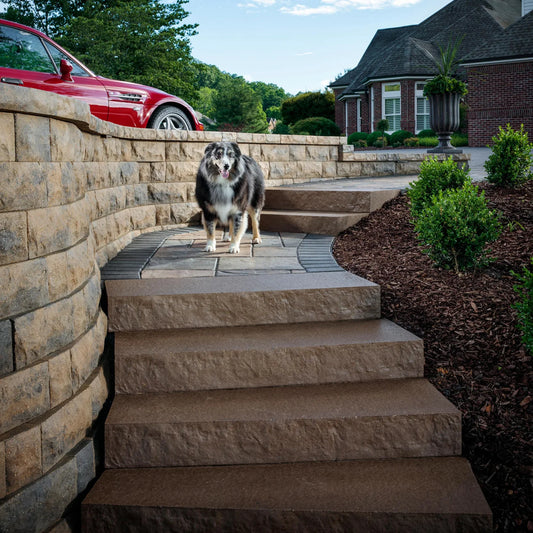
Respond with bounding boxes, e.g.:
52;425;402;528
238;0;277;7
281;0;421;15
295;51;313;56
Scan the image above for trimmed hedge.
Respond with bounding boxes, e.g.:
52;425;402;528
290;116;341;136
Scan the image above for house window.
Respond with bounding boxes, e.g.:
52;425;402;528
415;83;430;132
383;83;401;131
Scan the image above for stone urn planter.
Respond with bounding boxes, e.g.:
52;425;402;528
427;92;462;154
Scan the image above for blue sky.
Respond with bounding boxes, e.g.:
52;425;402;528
188;0;451;94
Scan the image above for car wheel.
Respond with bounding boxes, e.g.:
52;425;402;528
148;106;192;130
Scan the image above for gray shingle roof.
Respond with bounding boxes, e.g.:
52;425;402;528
332;0;523;97
463;9;533;63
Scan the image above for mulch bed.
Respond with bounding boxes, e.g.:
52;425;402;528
332;181;532;532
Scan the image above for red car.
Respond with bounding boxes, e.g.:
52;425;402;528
0;18;203;130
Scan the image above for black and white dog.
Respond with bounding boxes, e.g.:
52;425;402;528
195;142;265;254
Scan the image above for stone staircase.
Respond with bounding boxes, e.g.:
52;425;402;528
82;271;492;532
261;186;400;235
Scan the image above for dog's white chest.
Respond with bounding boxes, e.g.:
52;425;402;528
208;184;236;224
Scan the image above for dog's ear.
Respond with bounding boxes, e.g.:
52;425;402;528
230;142;241;158
204;143;216;155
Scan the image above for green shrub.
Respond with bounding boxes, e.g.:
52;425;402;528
272;122;290;134
404;137;420;147
512;258;533;355
390;130;413;146
407;155;471;217
418;129;436;138
367;130;391;146
281;91;335;125
354;139;367;148
373;136;388;148
290;116;341;136
414;182;501;272
418;136;439;147
484;124;533;187
347;132;368;145
451;133;468;147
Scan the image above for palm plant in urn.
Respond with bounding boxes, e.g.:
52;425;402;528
423;38;467;153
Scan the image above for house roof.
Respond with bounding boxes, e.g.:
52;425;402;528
462;9;533;63
332;0;523;98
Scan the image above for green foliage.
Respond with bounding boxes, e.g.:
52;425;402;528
281;91;335;125
407;156;471;217
484;124;533;187
249;81;290;112
451;133;468;147
367;130;391;147
512;258;533;355
404;137;420;147
266;106;282;120
422;36;467;97
195;87;217;117
390;130;413;145
418;136;439;147
272;121;290;134
414;182;502;272
290;117;341;137
377;119;389;134
347;132;368;145
373;136;388;148
212;77;269;133
423;74;467;96
354;140;367;148
418;129;436;138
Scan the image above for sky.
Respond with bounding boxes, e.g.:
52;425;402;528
187;0;452;95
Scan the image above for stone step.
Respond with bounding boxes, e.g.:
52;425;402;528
105;271;380;332
265;187;398;213
105;379;461;468
82;457;492;532
260;209;365;235
114;319;424;394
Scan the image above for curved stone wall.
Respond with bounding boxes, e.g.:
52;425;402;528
0;84;468;532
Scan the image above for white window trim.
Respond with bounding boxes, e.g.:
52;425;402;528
415;82;430;134
382;83;401;133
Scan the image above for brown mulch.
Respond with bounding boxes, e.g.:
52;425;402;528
332;181;533;532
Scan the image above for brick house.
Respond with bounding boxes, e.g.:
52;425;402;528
463;8;533;146
330;0;532;146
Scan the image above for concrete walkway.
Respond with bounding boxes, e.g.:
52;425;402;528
100;147;493;282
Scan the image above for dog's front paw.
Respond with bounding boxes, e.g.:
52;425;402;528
222;232;231;242
252;236;262;244
228;243;240;254
204;240;216;252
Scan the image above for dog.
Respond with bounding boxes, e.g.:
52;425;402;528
195;142;265;254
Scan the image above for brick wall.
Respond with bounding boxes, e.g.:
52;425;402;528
466;60;533;146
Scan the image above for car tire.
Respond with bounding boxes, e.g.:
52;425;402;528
148;106;192;130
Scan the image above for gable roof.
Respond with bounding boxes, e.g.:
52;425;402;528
462;9;533;64
332;0;522;98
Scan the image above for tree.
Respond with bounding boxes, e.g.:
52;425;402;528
249;81;290;112
280;91;335;126
213;77;269;133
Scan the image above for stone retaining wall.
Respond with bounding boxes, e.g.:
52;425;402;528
0;84;469;532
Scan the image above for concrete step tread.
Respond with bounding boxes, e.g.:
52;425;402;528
106;271;380;331
107;379;459;425
262;209;363;217
82;457;491;529
115;318;421;356
106;270;375;298
114;319;424;394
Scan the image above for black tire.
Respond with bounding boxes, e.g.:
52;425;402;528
148;106;192;130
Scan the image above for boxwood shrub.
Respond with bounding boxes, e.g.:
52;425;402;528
390;130;413;146
290;117;341;136
347;132;369;145
407;155;471;217
414;182;501;272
